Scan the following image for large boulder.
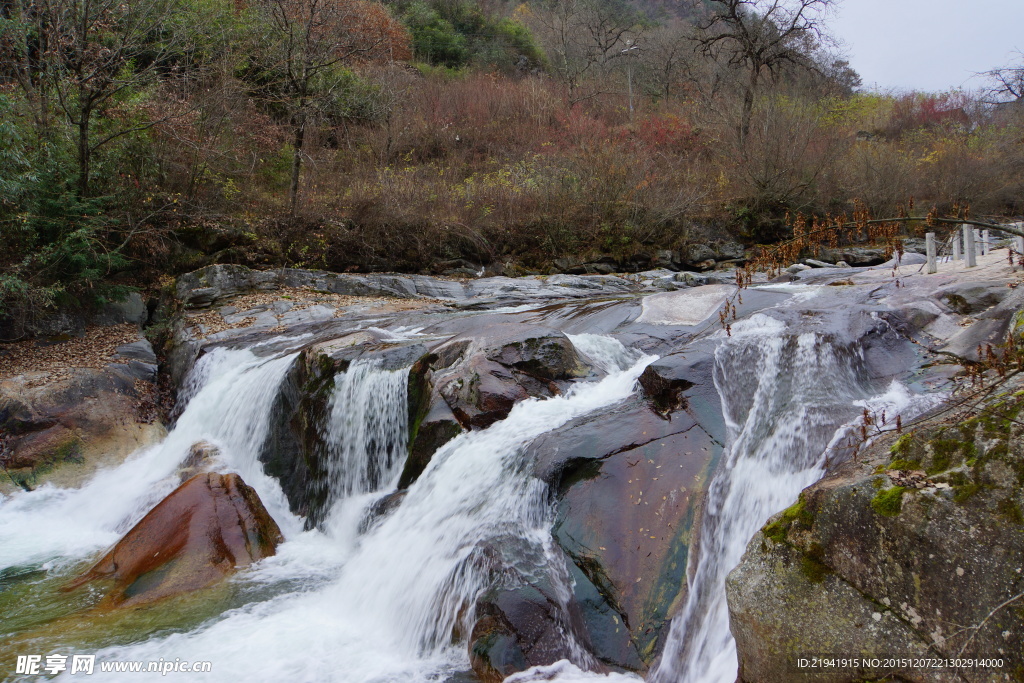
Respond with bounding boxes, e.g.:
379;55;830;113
431;326;591;430
727;381;1024;682
530;348;726;669
547;399;723;666
65;472;282;608
258;338;427;527
398;352;463;489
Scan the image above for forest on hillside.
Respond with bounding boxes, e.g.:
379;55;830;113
1;0;1023;329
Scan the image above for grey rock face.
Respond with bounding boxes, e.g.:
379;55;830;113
727;380;1024;682
934;281;1010;315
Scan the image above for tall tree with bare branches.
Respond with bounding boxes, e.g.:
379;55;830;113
23;0;187;196
692;0;834;149
246;0;410;215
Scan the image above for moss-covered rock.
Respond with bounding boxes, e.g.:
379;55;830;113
727;380;1024;682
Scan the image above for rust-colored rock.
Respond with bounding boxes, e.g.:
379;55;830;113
66;472;283;608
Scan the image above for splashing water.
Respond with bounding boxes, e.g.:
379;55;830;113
0;348;300;572
651;315;946;683
11;337;653;682
321;360;410;502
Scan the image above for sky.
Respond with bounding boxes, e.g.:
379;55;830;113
827;0;1024;93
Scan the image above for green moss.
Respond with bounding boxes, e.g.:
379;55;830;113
953;482;982;503
762;496;814;543
799;554;832;584
887;458;921;471
927;438;975;474
889;433;915;458
871;487;906;517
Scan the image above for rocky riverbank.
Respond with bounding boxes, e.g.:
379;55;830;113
1;242;1022;681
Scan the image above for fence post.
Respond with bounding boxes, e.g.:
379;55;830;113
982;229;990;256
953;231;962;260
925;232;937;273
964;225;977;268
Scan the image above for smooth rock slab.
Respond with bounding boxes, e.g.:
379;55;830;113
637;286;737;326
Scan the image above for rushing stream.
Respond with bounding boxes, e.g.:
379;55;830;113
649;315;944;683
0;285;947;683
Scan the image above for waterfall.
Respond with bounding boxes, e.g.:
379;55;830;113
1;316;946;683
0;347;301;572
34;338;652;682
650;314;945;683
320;359;410;508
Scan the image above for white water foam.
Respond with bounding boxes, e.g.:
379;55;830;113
650;315;945;683
47;339;652;682
322;359;410;500
0;348;299;573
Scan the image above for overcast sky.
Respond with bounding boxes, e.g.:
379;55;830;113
828;0;1024;93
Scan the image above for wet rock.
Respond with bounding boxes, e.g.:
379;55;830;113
400;397;462;488
359;490;407;533
529;366;724;667
934;281;1010;315
0;362;162;492
430;326;590;429
638;362;696;415
727;383;1024;681
786;263;811;274
803;258;834;268
258;347;338;524
176;441;219;482
399;353;463;488
65;472;282;608
469;614;528;682
483;329;589;382
551;419;721;664
470;584;584;682
438;356;532;429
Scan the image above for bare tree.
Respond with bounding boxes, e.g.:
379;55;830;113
692;0;834;148
638;19;697;101
247;0;409;215
528;0;646;106
31;0;186;196
984;51;1024;103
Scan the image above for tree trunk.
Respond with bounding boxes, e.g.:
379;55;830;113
739;67;758;151
77;107;91;197
288;116;305;217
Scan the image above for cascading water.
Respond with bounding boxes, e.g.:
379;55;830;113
1;308;946;683
0;335;654;682
318;359;410;519
0;347;301;574
650;314;946;683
